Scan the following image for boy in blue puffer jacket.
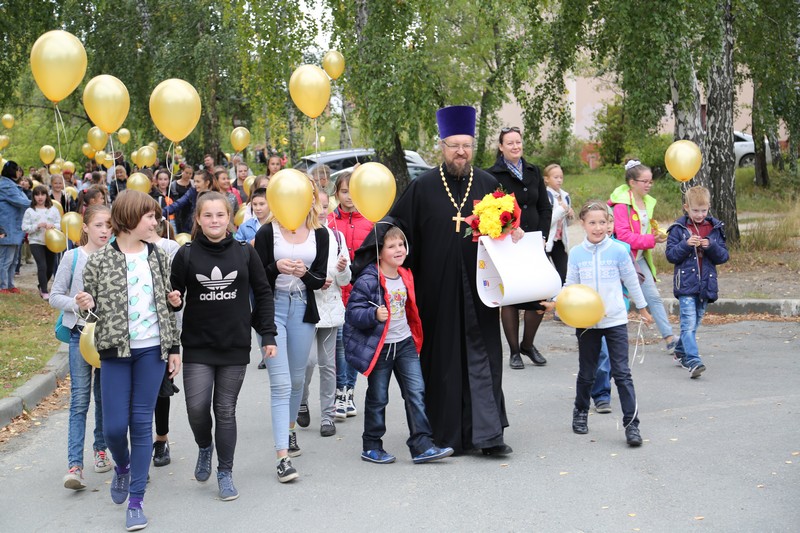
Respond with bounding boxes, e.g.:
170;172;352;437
666;186;729;378
344;221;454;464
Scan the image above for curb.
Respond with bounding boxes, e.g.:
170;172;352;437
1;343;68;427
663;298;800;317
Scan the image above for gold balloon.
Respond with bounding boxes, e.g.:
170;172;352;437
81;143;95;159
94;150;107;166
87;126;108;151
118;128;131;144
102;153;114;169
53;201;63;217
555;284;606;329
130;149;139;167
665;140;702;182
350;162;397;222
281;137;289;146
225;153;231;163
322;50;345;80
231;127;251;152
1;114;14;129
243;175;256;197
138;145;156;167
149;78;202;142
175;145;183;156
54;157;65;167
31;179;42;189
63;161;76;175
40;145;56;165
319;135;326;144
45;228;67;253
30;30;87;103
61;211;83;242
64;186;78;200
79;321;101;368
175;233;192;246
266;169;314;231
127;172;152;193
0;135;8;149
148;141;158;150
49;164;61;175
289;65;331;119
83;75;130;134
234;205;248;227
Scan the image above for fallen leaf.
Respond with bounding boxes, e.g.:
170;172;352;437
669;438;678;442
610;453;618;457
601;506;609;509
785;461;792;464
694;516;704;521
559;471;569;476
628;513;637;517
791;452;799;456
756;484;765;488
500;463;509;467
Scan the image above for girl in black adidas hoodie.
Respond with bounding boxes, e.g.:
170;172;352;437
170;191;276;501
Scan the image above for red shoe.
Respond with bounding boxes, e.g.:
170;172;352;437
8;288;20;294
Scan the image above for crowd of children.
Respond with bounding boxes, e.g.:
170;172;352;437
0;135;732;531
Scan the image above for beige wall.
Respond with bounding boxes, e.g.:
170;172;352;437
496;77;760;141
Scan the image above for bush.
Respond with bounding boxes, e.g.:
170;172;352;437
591;96;627;165
625;134;673;179
529;122;585;175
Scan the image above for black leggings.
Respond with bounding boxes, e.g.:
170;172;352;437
30;244;55;293
547;240;569;285
183;363;247;472
154;396;170;437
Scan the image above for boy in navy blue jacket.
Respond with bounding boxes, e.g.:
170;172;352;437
344;221;454;464
666;186;729;378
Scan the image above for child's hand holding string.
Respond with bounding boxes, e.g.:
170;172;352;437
638;306;653;326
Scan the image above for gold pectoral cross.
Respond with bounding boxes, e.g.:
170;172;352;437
452;212;465;232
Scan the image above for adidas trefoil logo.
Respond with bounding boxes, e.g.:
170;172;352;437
197;267;238;301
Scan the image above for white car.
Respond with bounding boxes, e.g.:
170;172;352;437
734;131;771;167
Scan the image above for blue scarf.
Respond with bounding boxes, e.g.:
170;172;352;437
504;158;523;181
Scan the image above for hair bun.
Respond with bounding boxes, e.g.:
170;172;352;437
624;159;642;171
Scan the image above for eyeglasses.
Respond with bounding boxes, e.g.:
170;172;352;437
634;179;653;185
501;127;520;133
440;140;476;151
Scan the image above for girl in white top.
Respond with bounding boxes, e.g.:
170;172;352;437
299;191;351;437
543;164;574;284
50;204;113;489
22;185;61;298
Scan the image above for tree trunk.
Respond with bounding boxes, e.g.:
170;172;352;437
378;133;410;196
339;95;348;149
768;130;783;171
704;0;739;244
670;54;708;185
286;91;298;165
475;86;494;169
752;83;770;187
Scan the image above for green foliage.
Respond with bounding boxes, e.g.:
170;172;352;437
529;121;585;175
591;96;627;165
624;134;673;179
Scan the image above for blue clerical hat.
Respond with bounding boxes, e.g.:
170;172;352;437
436;106;476;139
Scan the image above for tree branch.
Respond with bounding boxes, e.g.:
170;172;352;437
14;102;91;123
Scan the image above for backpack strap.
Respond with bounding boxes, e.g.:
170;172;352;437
67;249;79;293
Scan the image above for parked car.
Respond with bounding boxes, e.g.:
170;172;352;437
330;163;431;187
734;131;772;167
293;148;431;174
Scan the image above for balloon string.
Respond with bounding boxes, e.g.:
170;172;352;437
108;135;119;201
314;118;320;161
166;141;175;240
54;104;62;161
55;105;68;161
373;225;381;302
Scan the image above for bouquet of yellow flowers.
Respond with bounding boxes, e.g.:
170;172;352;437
464;188;521;241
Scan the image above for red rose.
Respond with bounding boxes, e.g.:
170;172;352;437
470;217;481;230
492;190;505;198
500;211;512;224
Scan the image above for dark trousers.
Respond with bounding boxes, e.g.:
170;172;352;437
363;337;434;456
574;325;639;427
101;346;165;499
154;396;170;437
547;240;569;284
183;363;247;472
29;243;55;293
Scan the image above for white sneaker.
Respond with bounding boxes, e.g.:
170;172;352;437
346;387;357;417
63;466;87;490
334;388;347;420
94;449;113;473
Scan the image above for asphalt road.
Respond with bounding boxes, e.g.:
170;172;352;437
1;320;798;532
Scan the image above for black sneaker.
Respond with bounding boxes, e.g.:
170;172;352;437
288;431;301;457
625;425;643;447
296;404;310;428
690;364;706;379
277;457;298;483
153;441;170;467
320;420;336;437
572;408;589;434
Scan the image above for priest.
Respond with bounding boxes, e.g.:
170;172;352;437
389;106;520;455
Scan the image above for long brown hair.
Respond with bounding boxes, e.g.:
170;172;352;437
191;191;234;239
31;185;53;209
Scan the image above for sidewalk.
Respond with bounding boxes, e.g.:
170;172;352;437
1;321;798;531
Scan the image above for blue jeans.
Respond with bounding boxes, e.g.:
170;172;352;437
575;325;639;427
674;295;707;367
67;326;105;468
335;326;358;389
101;346;165;499
265;290;315;451
0;244;19;289
363;337;435;456
591;337;611;405
637;257;673;340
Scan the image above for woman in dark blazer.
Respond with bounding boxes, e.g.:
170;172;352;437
486;127;553;370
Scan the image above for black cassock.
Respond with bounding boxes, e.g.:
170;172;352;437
390;165;507;453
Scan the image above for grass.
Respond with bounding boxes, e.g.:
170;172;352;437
0;292;61;399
